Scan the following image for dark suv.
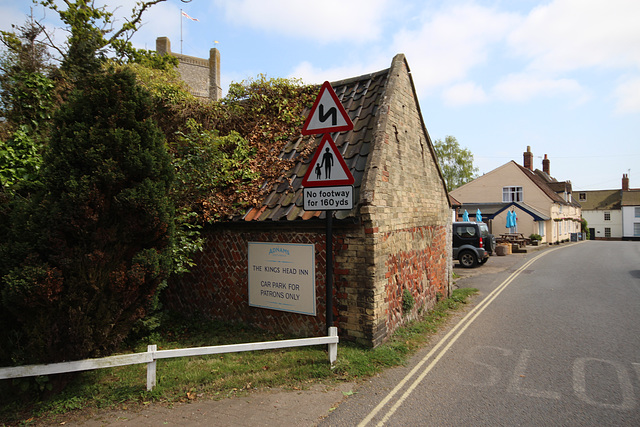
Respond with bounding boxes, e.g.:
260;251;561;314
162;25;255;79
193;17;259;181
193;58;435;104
453;222;495;268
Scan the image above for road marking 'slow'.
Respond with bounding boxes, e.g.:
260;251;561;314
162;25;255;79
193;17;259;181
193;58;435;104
359;246;563;427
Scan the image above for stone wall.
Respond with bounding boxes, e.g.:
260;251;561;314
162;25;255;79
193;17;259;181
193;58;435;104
355;54;452;347
156;37;221;101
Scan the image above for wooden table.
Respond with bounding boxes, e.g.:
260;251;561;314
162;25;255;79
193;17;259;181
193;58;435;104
497;233;530;248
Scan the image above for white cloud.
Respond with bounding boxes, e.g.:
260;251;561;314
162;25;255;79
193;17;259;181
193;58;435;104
614;77;640;114
289;59;387;85
508;0;640;73
390;4;520;94
215;0;390;43
442;82;488;106
492;73;587;103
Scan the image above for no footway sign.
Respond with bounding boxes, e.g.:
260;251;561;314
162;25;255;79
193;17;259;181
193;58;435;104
303;186;353;211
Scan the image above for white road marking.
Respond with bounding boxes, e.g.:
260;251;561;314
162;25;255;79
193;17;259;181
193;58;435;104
358;247;562;426
507;349;561;399
573;357;635;410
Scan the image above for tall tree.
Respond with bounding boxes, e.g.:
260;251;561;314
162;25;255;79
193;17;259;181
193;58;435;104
0;67;175;368
0;0;176;378
433;135;479;192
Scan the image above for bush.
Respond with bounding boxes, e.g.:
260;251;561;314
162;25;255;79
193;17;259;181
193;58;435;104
0;68;175;370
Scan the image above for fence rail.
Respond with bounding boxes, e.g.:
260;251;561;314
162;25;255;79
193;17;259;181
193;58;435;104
0;327;338;391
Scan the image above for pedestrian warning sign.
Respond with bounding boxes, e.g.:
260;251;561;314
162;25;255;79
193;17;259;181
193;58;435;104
301;134;354;187
302;81;353;135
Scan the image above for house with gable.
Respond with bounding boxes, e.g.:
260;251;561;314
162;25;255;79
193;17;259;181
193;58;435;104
579;174;640;240
450;146;581;244
163;54;452;348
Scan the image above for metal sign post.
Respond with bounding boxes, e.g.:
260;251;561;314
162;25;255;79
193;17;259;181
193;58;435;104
301;81;354;331
325;209;334;327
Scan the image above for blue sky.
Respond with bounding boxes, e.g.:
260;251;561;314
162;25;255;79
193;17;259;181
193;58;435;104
2;0;639;190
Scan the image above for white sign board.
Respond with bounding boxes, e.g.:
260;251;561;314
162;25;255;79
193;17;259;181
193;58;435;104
248;242;316;315
303;185;353;211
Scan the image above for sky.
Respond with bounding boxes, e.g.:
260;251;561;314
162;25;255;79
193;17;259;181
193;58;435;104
1;0;639;191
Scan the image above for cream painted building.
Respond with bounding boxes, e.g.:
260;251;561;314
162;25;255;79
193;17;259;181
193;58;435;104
450;147;582;244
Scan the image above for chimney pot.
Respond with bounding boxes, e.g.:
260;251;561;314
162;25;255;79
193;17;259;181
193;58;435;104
622;173;629;191
523;146;533;171
543;154;550;175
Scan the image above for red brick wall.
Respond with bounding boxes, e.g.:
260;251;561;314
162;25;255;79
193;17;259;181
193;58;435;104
163;224;354;337
383;225;449;334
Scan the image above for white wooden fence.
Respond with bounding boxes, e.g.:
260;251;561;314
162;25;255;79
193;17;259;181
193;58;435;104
0;327;338;391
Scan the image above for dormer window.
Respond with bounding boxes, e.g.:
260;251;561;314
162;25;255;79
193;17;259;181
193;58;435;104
579;192;586;201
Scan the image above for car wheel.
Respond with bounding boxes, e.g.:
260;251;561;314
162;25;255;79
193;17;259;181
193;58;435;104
459;250;478;268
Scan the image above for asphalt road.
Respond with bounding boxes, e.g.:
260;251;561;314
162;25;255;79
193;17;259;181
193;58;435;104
321;240;640;426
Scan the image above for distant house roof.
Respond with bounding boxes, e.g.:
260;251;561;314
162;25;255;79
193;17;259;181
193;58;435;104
515;163;577;206
458;202;550;222
578;190;621;210
622;189;640;207
242;68;390;222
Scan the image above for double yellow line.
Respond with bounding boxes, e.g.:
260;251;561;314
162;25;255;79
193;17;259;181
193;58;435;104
359;246;562;426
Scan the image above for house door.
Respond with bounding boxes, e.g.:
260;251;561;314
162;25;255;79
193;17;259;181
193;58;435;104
589;228;595;240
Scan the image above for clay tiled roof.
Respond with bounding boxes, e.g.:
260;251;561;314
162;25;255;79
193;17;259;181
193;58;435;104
622;189;640;206
516;163;572;206
242;68;390;222
578;190;621;210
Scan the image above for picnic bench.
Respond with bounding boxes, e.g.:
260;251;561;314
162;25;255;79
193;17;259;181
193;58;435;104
497;233;530;248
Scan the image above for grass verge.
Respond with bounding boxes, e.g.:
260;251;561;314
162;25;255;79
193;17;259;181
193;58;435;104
0;287;478;425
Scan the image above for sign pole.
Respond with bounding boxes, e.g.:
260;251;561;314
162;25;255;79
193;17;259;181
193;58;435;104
300;81;354;333
326;209;334;329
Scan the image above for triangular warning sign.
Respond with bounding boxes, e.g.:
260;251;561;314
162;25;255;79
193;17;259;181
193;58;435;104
302;81;353;135
301;134;354;187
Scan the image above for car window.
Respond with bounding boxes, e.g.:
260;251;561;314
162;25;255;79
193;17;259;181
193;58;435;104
456;226;476;238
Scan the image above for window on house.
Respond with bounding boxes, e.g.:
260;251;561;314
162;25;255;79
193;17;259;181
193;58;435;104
635;207;640;218
503;186;523;202
605;227;611;238
538;222;545;237
635;223;640;237
604;211;611;221
579;192;586;201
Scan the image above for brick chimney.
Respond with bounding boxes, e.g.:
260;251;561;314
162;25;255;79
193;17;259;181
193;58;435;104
523;146;533;171
542;154;550;175
622;173;629;191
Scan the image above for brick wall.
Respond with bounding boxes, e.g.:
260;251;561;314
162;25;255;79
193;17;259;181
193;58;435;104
163;222;360;337
354;54;452;347
163;54;452;347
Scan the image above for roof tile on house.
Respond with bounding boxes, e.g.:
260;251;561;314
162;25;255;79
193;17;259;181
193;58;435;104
242;68;390;222
622;189;640;206
578;190;621;210
516;163;580;207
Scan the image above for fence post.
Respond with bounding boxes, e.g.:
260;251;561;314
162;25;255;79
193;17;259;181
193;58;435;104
146;345;157;391
328;327;338;366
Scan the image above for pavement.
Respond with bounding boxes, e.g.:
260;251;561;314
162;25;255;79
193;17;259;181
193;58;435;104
55;244;552;427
